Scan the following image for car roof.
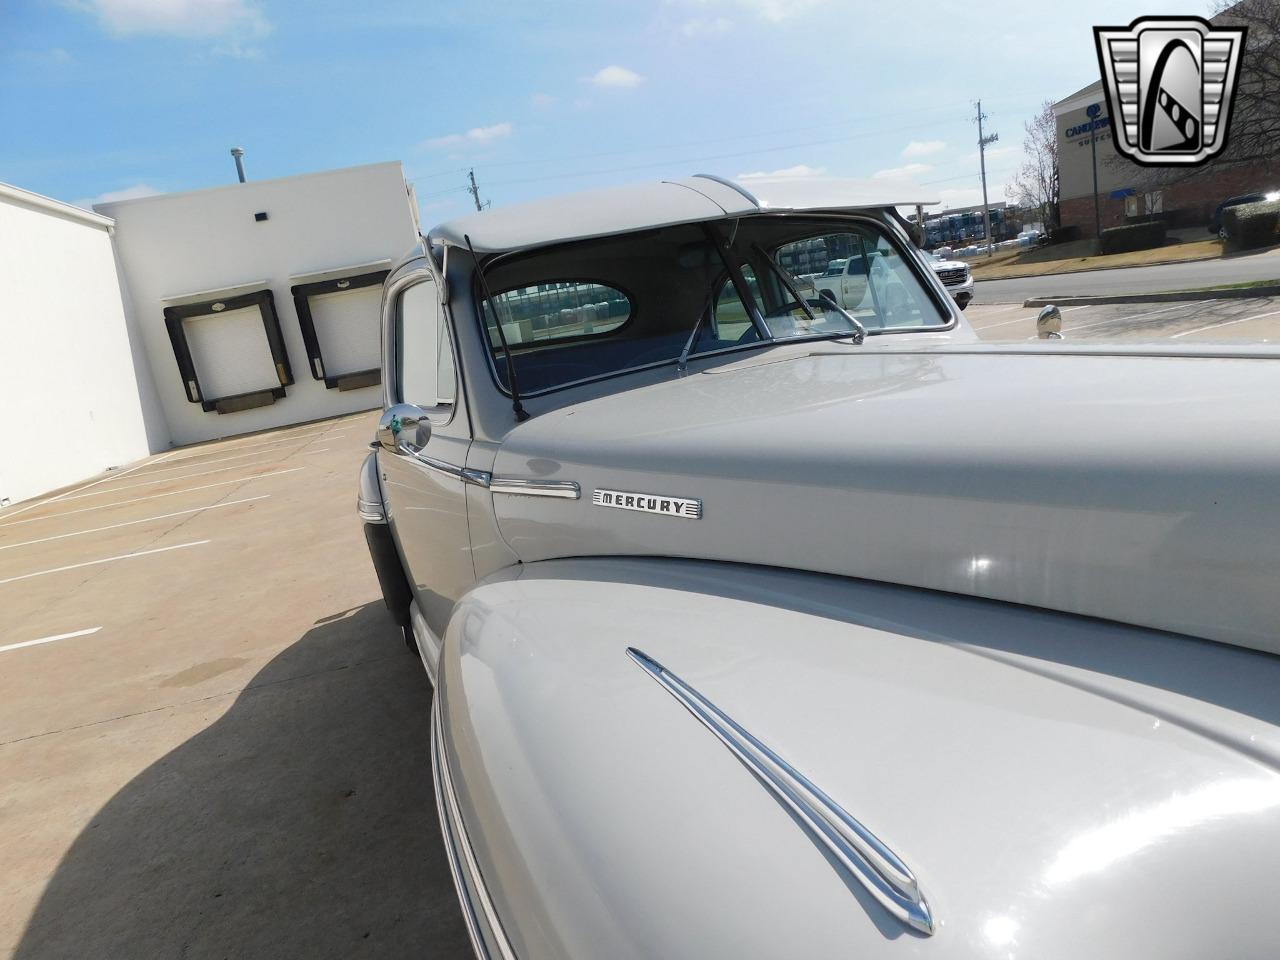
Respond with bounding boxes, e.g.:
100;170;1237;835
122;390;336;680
428;174;938;254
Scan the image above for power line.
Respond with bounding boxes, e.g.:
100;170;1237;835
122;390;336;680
477;119;974;191
407;113;971;191
413;107;965;180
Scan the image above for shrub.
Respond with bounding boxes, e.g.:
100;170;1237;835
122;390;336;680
1100;221;1167;254
1047;225;1082;245
1223;200;1280;252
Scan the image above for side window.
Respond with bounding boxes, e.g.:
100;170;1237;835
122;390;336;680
482;281;629;348
395;278;457;411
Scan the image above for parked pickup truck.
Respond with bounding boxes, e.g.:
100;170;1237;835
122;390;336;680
811;247;973;316
358;173;1280;960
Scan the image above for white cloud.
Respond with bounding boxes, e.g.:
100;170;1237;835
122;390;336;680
75;183;161;209
68;0;270;37
421;122;514;150
680;16;733;35
530;93;557;108
737;164;826;179
586;65;644;88
872;163;932;180
672;0;830;23
902;139;946;159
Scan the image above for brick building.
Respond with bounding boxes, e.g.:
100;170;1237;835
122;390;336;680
1053;9;1274;237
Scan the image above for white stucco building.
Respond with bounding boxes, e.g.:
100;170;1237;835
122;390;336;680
0;161;419;506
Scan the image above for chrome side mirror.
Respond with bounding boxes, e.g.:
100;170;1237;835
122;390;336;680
376;403;432;455
1037;304;1063;340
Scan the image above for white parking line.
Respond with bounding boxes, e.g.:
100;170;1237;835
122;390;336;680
0;496;269;552
1170;308;1280;339
97;446;281;482
0;540;210;586
57;461;297;501
979;304;1089;332
0;450;180;521
0;627;102;655
153;427;335;466
1064;301;1206;334
0;469;303;528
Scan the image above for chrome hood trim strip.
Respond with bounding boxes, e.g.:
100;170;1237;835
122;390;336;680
432;695;519;960
627;647;936;936
489;478;581;499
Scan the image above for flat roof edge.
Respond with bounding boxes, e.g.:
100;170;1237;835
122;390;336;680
0;182;115;229
92;160;406;213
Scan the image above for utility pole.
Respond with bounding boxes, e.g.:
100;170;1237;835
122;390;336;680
974;100;998;258
466;168;487;212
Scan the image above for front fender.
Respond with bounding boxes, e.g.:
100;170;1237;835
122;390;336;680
435;557;1280;960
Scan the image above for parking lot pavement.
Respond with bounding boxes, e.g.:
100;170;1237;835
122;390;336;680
0;413;471;959
965;296;1280;343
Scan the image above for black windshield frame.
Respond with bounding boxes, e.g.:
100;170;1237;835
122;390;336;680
468;212;957;399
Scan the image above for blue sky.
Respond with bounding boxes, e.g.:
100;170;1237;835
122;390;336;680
2;0;1207;220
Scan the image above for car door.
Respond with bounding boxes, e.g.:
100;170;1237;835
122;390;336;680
378;268;474;639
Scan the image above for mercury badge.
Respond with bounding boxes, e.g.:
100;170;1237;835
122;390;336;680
1094;16;1246;167
592;489;702;520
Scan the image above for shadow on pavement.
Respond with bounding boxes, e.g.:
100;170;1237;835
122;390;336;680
12;602;471;959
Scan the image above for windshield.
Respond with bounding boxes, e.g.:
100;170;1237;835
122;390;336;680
476;215;950;394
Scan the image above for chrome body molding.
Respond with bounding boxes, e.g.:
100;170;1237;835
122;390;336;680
398;450;579;499
400;446;492;488
489;478;581;499
627;646;936;936
356;451;387;524
432;695;518;960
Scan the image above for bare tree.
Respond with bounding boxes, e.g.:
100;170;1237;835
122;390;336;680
1118;1;1279;188
1213;0;1280;167
1007;100;1059;230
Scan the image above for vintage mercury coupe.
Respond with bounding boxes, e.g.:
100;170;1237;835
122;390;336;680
357;175;1280;959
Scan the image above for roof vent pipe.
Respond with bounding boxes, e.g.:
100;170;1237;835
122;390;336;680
230;147;247;183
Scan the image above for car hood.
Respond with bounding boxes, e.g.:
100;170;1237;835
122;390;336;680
442;558;1280;960
929;258;967;271
490;347;1280;655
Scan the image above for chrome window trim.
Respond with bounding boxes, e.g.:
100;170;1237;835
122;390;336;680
469;213;956;401
381;265;463;428
432;696;519;960
628;647;936;936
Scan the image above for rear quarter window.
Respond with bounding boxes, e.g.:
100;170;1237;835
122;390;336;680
481;281;631;347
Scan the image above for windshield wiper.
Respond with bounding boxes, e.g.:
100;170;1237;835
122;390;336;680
753;243;866;344
677;279;722;371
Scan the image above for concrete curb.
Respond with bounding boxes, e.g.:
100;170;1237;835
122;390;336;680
1023;284;1280;308
973;251;1223;284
